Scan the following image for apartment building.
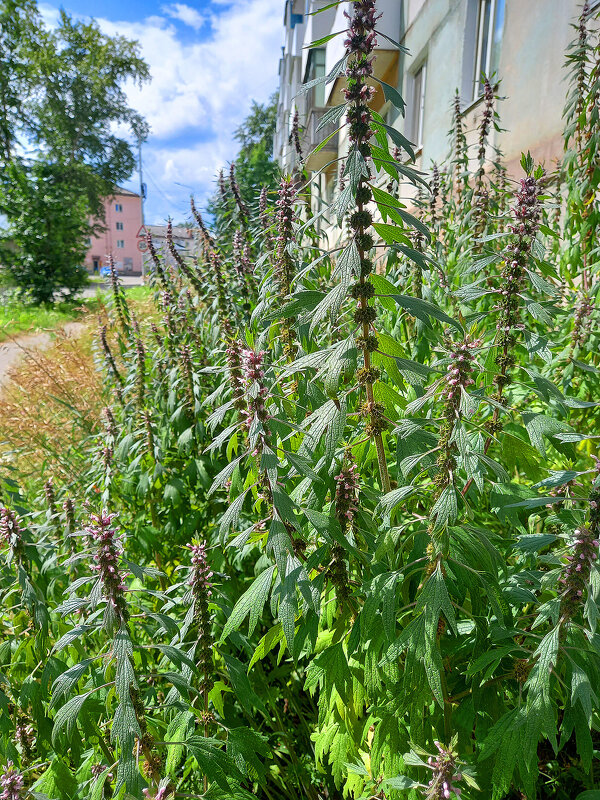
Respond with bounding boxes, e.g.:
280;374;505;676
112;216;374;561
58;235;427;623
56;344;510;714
275;0;595;206
85;187;143;274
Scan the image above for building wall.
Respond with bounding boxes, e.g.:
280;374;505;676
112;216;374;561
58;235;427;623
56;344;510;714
275;0;590;190
399;0;582;176
85;192;143;274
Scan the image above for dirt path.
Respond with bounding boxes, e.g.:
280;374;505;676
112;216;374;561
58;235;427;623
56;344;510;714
0;322;86;387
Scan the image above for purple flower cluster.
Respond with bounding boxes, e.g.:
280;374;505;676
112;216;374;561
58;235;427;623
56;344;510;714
0;507;24;561
232;230;255;297
559;524;599;620
85;511;129;627
275;177;296;298
476;78;494;166
189;541;213;599
288;108;302;160
241;349;270;435
132;317;146;408
274;177;298;362
569;292;594;353
424;742;463;799
232;230;244;278
442;338;481;405
218;169;227;201
334;454;360;531
344;1;380;153
343;0;380;57
91;763;112;781
143;788;170;800
494;170;543;380
179;344;195;413
329;454;357;600
15;716;35;762
229;163;248;221
0;763;24;800
225;339;247;415
190;196;213;247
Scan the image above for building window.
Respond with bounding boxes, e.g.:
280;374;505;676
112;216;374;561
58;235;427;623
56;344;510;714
409;63;427;148
116;222;124;231
116;240;125;248
115;203;123;212
305;48;326;107
473;0;505;99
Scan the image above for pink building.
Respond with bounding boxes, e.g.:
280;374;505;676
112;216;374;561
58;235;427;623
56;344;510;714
85;187;143;274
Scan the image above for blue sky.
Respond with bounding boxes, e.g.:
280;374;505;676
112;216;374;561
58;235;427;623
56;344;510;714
39;0;283;223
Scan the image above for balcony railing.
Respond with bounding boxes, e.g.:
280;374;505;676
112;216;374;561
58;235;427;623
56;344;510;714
305;107;339;170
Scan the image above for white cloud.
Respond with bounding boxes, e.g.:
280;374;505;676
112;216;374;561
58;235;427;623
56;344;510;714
93;0;282;222
162;3;205;31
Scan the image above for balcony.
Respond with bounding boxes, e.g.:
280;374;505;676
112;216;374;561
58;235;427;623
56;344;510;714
304;107;340;171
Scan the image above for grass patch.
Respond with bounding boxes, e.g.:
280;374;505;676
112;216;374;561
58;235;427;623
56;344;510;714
0;296;103;342
0;284;152;342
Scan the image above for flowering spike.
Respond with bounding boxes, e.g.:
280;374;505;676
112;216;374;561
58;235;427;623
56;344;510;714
190;195;213;247
229;162;248;221
108;254;130;336
189;541;214;693
44;477;56;516
560;523;599;622
493;167;543;398
423;742;463;799
288;107;303;161
99;323;124;399
146;231;170;292
132;317;146;408
85;510;129;629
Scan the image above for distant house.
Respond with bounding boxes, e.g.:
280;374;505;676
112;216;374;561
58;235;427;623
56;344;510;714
85;187;143;274
146;224;195;264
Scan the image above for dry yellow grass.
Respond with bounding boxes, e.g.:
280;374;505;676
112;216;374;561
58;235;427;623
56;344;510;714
0;325;105;487
0;287;156;491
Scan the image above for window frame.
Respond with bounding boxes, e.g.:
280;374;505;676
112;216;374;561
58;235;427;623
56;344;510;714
305;47;327;108
115;203;123;212
409;61;427;150
472;0;504;100
116;221;124;231
116;239;125;249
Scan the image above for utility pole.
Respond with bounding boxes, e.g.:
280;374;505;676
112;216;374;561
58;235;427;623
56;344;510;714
138;136;147;280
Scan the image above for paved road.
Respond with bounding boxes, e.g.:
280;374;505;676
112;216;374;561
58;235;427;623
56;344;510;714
0;322;85;387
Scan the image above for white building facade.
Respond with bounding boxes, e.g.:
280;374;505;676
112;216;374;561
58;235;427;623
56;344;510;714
275;0;595;199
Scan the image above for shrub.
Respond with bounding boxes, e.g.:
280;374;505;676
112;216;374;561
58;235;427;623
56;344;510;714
0;3;599;800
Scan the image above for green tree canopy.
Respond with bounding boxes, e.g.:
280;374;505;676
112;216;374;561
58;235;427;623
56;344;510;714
27;10;150;216
0;0;150;301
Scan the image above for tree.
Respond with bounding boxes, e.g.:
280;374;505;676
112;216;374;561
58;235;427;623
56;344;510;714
0;160;90;303
232;93;279;198
207;93;279;235
0;1;149;301
26;10;150;218
0;0;42;161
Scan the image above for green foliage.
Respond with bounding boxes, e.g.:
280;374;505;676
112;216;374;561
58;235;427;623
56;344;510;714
0;0;149;301
0;160;90;302
1;4;600;800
